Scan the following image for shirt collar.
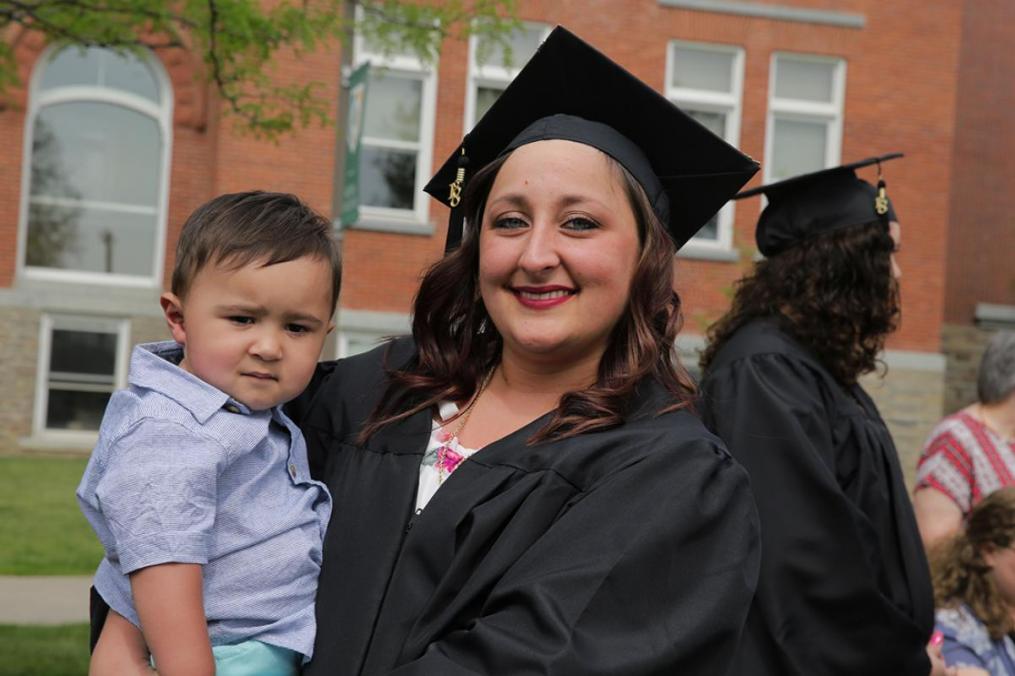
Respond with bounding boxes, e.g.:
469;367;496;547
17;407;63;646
129;341;253;424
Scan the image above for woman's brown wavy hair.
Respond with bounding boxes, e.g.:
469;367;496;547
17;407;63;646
932;487;1015;640
359;148;697;444
700;220;899;385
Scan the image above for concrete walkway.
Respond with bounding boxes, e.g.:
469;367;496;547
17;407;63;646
0;575;92;624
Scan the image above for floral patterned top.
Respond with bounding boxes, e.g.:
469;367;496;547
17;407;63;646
414;401;479;512
937;604;1015;675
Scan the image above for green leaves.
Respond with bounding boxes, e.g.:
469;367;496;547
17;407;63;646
1;0;519;139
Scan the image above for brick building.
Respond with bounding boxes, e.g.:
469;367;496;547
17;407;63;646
938;0;1015;414
1;0;1010;483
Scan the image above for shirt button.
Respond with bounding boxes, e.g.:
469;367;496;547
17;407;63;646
288;463;297;480
224;404;241;414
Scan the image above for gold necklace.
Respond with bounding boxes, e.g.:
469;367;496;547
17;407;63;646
435;369;495;481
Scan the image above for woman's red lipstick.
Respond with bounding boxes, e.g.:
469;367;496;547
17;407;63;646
511;285;575;309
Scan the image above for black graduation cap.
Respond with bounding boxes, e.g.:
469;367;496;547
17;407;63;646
423;26;759;251
736;153;903;257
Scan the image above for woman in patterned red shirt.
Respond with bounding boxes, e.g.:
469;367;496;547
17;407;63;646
915;331;1015;549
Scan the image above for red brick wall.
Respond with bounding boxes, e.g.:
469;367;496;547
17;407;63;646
164;44;341;290
1;2;965;354
0;105;25;288
945;0;1015;323
0;31;43;289
341;0;962;352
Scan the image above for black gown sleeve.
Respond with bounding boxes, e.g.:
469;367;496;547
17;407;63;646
702;354;930;676
388;442;760;676
284;360;337;481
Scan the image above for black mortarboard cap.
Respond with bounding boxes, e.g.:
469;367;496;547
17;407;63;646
736;153;903;257
424;26;759;252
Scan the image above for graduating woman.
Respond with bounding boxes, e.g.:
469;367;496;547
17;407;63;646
698;157;942;675
293;27;761;675
87;27;761;674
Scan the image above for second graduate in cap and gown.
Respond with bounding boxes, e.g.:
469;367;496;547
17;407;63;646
288;26;762;675
699;157;937;675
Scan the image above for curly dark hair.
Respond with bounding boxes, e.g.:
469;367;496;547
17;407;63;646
359;149;697;445
932;487;1015;640
700;220;899;385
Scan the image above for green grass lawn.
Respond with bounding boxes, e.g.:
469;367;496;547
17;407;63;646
0;624;90;675
0;455;103;575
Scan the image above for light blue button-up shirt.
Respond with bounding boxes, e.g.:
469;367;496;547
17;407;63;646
77;341;331;659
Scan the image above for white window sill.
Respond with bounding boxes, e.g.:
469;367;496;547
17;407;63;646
677;242;740;262
21;267;160;289
975;303;1015;328
346;217;435;236
2;280;162;316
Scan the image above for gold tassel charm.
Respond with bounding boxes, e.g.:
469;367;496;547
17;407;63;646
448;146;468;207
449;166;465;207
874;181;889;215
873;159;889;216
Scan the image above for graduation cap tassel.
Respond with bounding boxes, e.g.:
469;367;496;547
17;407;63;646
448;145;469;208
444;144;470;253
874;161;890;217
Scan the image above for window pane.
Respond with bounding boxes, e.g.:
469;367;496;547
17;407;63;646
475;26;543;69
31;103;161;206
680;112;723;241
670;46;734;93
100;50;159;102
39;47;101;91
26;202;157;276
774;57;836;102
771;117;828;180
363;72;422;142
475;86;505;123
360;146;417;209
685;109;727;139
45;389;112;431
695;214;719;241
50;329;117;376
39;46;159;102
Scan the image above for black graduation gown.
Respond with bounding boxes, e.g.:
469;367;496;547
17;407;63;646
290;339;761;675
699;319;934;676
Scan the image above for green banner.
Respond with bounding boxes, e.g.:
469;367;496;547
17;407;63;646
340;62;370;227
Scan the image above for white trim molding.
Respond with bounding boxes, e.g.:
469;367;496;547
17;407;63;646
658;0;865;28
0;281;163;316
975;303;1015;328
335;308;412;358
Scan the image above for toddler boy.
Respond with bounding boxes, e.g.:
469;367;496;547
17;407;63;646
77;191;340;675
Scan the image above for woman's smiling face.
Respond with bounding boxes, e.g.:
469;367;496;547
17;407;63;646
478;140;642;368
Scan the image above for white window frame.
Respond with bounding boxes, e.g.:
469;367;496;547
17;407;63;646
33;314;130;444
334;309;411;358
763;52;846;185
352;32;438;228
665;40;745;254
16;45;174;288
464;22;551;132
335;329;389;359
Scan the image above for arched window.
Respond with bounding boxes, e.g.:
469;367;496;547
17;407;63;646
19;45;172;283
